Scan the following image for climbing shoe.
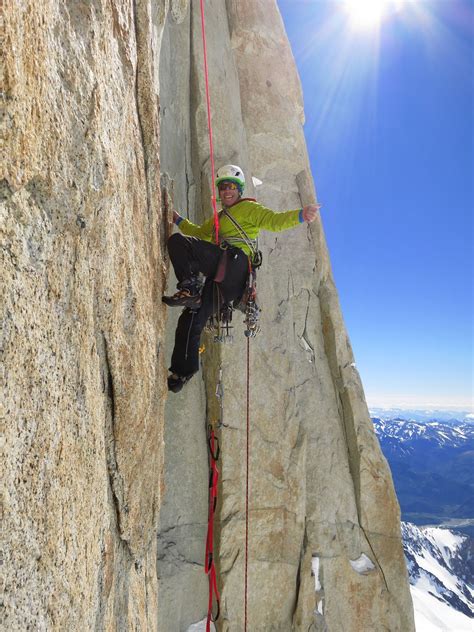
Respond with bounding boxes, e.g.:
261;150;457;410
162;277;203;308
167;373;191;393
162;288;202;308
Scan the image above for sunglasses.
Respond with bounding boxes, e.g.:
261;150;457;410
218;181;239;191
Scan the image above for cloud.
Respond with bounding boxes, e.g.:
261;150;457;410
366;393;474;411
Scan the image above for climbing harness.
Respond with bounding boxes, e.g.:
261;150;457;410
206;208;263;342
219;210;262;338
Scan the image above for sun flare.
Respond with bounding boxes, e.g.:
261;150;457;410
344;0;386;28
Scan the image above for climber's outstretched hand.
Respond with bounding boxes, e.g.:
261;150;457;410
302;203;321;223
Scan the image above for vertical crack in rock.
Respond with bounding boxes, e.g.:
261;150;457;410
359;525;389;592
337;388;361;522
300;288;315;364
160;177;172;260
94;539;106;632
100;332;132;555
222;547;240;575
184;13;193;220
317;286;362;519
292;524;306;621
93;330;136;627
185;161;191;217
132;0;154;225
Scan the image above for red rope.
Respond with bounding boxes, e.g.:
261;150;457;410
205;427;220;632
199;0;220;245
244;336;250;631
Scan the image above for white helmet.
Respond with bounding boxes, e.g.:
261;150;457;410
215;164;245;192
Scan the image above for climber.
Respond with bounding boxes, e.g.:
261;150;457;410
163;164;319;393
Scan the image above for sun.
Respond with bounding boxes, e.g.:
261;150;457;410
344;0;387;28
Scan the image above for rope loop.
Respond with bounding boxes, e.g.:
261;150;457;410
207;424;220;461
205;423;221;631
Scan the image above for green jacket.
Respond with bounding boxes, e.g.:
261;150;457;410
177;198;303;256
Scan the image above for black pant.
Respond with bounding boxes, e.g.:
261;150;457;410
167;233;249;377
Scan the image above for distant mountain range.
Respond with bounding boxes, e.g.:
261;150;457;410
370;407;473;423
372;416;474;531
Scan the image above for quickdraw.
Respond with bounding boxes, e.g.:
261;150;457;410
205;300;234;344
241;264;261;338
206;260;261;342
215;366;224;426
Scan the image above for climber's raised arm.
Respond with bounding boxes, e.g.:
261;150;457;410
243;201;320;233
172;210;214;240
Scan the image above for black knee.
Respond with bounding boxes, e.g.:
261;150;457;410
167;232;185;256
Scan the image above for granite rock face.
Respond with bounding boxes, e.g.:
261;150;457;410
4;1;414;631
3;1;168;629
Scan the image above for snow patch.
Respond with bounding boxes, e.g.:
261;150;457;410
311;556;321;590
299;335;314;363
186;618;215;632
349;553;375;574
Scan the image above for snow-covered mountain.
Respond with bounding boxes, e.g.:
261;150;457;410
372;417;474;528
402;522;474;631
372;416;474;628
372;417;473;448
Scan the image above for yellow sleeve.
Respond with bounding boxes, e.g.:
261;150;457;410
178;216;215;241
250;204;302;232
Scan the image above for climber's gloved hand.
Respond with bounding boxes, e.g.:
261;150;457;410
173;210;183;225
302;204;320;223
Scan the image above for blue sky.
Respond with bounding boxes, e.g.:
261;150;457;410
278;0;473;410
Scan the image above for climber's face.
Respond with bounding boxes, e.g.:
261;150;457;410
218;181;240;207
